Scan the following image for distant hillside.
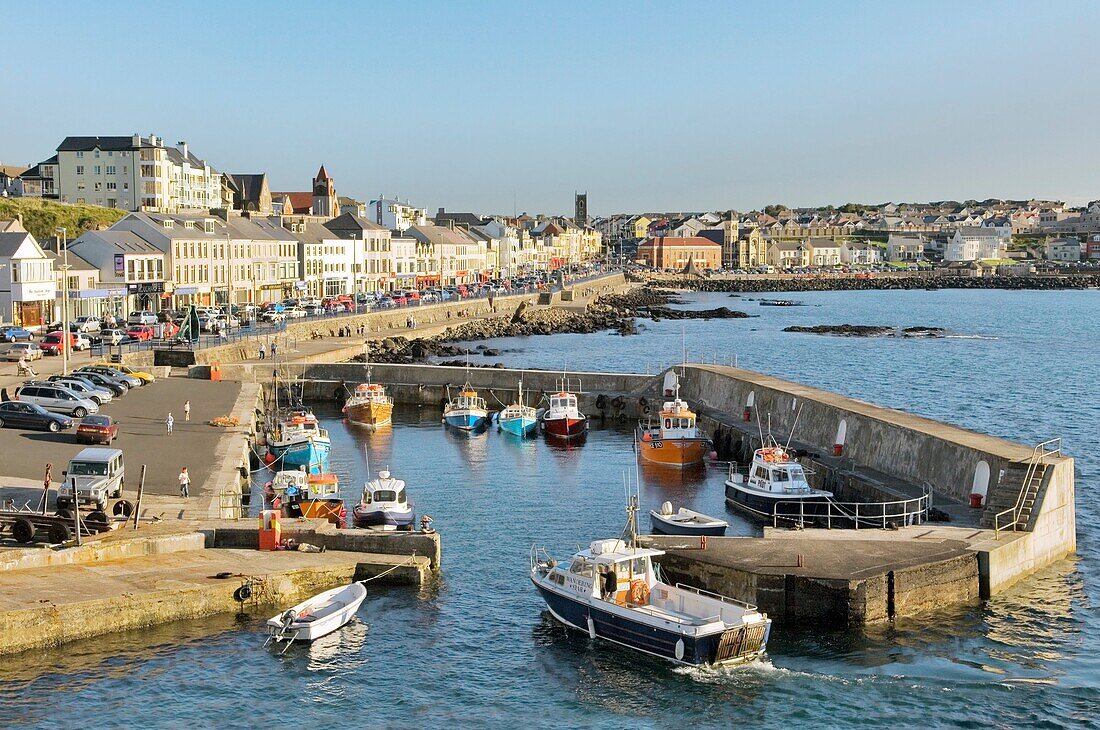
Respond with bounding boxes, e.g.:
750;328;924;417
0;197;127;243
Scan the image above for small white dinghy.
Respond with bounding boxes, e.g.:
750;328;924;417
649;502;729;537
265;582;367;651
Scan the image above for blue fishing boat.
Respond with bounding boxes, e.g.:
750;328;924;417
443;384;489;431
267;410;331;473
497;378;538;437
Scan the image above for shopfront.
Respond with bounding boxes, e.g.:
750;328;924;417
127;282;165;313
11;281;55;328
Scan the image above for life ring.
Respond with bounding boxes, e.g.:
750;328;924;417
611;395;625;410
595;394;607;410
641;405;651;416
638;396;648;408
233;583;253;601
629;579;650;605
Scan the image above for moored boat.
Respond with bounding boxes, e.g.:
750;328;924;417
266;582;367;647
351;469;416;531
541;389;587;440
649;502;728;536
343;383;394;429
530;496;771;666
724;440;832;522
498;378;537;437
266;409;331;473
635;390;710;468
443;384;490;432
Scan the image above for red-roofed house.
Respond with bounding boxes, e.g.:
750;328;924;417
637;236;721;270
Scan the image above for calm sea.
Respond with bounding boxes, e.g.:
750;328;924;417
1;289;1096;728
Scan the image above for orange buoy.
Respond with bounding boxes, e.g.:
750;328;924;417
263;452;276;465
642;433;652;442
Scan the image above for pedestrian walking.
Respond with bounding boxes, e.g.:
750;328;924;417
259;343;266;360
178;467;190;498
270;340;277;358
183;400;191;421
165;412;174;435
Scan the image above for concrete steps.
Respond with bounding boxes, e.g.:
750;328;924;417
980;464;1048;529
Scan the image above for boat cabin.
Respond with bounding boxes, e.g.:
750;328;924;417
548;392;578;414
361;470;408;506
737;447;814;494
353;383;390;403
270;469;309;495
545;539;661;603
306;473;340;500
454;389;486;411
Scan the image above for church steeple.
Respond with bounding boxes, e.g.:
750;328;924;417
312;164;338;217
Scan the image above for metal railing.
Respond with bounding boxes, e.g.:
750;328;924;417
771;486;932;529
674;582;758;611
994;438;1061;535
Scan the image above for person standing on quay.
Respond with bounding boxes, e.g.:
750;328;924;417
259;343;266;360
165;412;174;435
270;340;277;359
183;400;191;422
178;467;190;498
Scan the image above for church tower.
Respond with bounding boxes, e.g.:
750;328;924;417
312;164;338;217
575;191;588;225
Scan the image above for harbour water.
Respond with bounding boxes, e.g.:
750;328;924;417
1;289;1096;728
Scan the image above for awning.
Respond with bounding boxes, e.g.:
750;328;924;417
174;286;200;295
68;289;112;299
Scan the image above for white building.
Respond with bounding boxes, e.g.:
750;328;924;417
886;235;925;261
945;226;1010;262
55;135;221;212
1045;238;1082;262
67;230;164;318
0;228;56;328
370;196;427;233
840;241;882;265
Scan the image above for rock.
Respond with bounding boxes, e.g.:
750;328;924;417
784;324;894;337
630;272;1100;293
482;348;500;356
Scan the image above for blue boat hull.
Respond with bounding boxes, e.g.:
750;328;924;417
270;439;330;473
352;506;416;530
499;416;538;437
444;411;488;431
532;579;766;666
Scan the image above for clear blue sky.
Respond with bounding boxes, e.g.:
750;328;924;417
3;1;1098;215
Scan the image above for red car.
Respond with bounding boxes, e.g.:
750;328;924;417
76;414;119;444
127;325;155;341
39;331;85;355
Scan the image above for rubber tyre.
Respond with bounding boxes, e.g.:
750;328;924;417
48;420;60;432
55;509;73;520
48;522;71;544
595;394;607;410
11;517;35;544
112;500;133;518
73;407;88;418
87;510;109;526
0;417;5;428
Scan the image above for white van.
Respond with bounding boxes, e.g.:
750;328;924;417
58;447;125;511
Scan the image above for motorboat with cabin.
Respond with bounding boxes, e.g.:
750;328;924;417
530;496;771;667
635;381;710;468
649;502;728;537
443;384;490;432
266;409;331;473
351;469;416;531
264;469;346;527
266;582;367;650
541;382;588;440
724;440;832;522
343;383;393;429
497;378;538;437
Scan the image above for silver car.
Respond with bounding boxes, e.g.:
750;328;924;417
51;377;114;405
14;383;100;417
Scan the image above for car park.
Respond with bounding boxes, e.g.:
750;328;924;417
94;363;154;384
76;414;119;445
13;383;100;417
284;307;307;319
97;329;129;346
1;326;34;342
0;401;72;432
260;310;286;323
57;447;125;511
4;342;42;361
48;374;115;401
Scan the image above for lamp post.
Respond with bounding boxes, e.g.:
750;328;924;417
56;227;70;376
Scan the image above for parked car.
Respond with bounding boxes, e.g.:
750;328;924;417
260;310;286;323
127;311;158;326
72;370;128;396
92;362;154;384
97;329;129;346
4;342;42;361
47;375;115;403
304;304;325;316
57;447;124;511
75;366;141;389
0;401;73;432
1;326;34;342
39;331;89;355
76;414;119;445
73;316;102;332
35;377;112;405
284;307;307;319
13;383;100;417
126;325;156;342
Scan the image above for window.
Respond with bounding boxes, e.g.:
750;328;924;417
94;166;101;175
106;182;116;191
106;166;116;175
76;166;84;175
94;150;100;158
94;182;102;191
76;151;84;158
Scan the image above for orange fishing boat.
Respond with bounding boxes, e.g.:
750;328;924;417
267;469;347;527
343;382;394;428
636;392;710;468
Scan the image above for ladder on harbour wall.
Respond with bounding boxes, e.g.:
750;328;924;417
985;439;1060;535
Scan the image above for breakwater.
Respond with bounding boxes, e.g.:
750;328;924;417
634;272;1100;292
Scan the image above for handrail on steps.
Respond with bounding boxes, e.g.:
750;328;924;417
994;438;1061;536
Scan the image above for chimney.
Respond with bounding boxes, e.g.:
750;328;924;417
438;207;445;217
149;135;158;147
132;133;141;147
177;141;188;159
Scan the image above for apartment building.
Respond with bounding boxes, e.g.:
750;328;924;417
54;135;220;212
324;212;394;293
945;227;1010;262
372;197;428;232
67;230;165;317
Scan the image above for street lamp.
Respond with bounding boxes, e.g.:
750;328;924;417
56;227;70;376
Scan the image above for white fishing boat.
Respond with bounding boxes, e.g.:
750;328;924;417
265;582;367;649
724;438;831;522
649;502;729;537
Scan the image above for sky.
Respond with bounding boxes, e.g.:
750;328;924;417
2;1;1098;216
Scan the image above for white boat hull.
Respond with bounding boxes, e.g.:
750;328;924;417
266;583;367;643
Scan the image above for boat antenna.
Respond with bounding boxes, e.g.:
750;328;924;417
363;444;371;481
785;403;804;450
757;407;765;445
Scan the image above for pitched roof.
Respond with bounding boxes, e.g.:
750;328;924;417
228;173;267;202
272;192;313;214
70;229;162;254
324;212;387;235
0;165;27;179
57;136;145;152
315;165;331;181
638;236;721;249
0;231;38;258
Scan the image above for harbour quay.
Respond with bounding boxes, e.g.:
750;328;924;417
211;359;1076;625
0;373;438;656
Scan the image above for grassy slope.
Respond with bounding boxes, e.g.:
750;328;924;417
0;198;127;243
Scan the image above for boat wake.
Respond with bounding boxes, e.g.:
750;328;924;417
673;657;843;684
943;334;999;340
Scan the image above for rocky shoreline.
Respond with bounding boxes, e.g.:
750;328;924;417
632;273;1100;292
784;324;947;338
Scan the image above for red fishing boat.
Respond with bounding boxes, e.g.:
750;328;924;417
541;382;588;440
